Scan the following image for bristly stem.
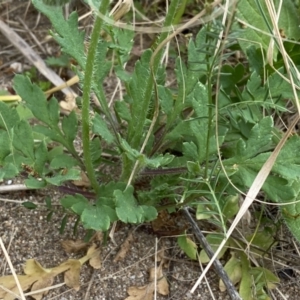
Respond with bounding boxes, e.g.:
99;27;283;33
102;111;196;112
82;0;110;195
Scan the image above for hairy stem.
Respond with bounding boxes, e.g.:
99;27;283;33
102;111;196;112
82;0;110;195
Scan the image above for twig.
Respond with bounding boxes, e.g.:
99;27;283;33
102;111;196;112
0;19;77;98
0;237;26;300
16;16;47;54
83;270;96;300
1;227;17;275
154;237;158;300
0;184;34;193
24;283;65;297
182;207;241;300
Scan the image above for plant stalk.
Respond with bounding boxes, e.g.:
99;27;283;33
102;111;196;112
82;0;110;195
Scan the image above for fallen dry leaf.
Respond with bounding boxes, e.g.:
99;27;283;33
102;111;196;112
72;170;91;187
125;258;169;300
30;277;53;300
0;274;33;300
61;239;89;253
0;244;101;300
89;254;102;269
113;232;134;262
63;260;81;291
93;231;104;242
151;210;187;236
87;244;102;269
79;244;101;265
156;248;166;262
59;94;79;114
61;232;103;254
125;284;154;300
149;266;169;296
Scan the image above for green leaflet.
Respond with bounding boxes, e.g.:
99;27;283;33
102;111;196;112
93;40;112;83
13;75;52;126
34;141;48;175
127;50;152;140
219;254;242;292
177;234;197;260
0;101;20;129
60;192;117;231
236;0;300;58
120;138;174;168
49;154;79;169
0;131;11;164
33;125;66;146
81;204;117;231
62;111;78;145
282;201;300;242
186;25;218;94
0;163;18;181
90;137;102;167
25;177;47;189
223;117;300;202
92;113;115;144
227;117;273;160
187;82;225;163
13;120;34;162
114;101;131;122
46;53;71;67
114;186;157;223
32;0;86;68
47;98;60;125
108;27;135;65
61;194;90;212
199;234;229;263
45;168;81;186
242;70;300;104
220;63;245;92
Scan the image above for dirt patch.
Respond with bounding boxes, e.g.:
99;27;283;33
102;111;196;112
0;185;224;300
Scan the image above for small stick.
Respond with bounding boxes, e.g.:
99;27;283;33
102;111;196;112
0;237;26;300
183;207;241;300
0;20;77;98
0;184;33;193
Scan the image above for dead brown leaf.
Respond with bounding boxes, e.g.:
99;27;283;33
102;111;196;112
87;244;102;269
125;284;154;300
0;274;33;300
156;248;165;262
61;239;89;253
113;232;134;262
63;260;81;291
61;232;103;254
19;259;55;300
89;255;102;269
149;266;169;296
59;94;80;114
93;231;103;242
151;210;187;236
72;170;91;187
0;245;101;300
125;258;169;300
